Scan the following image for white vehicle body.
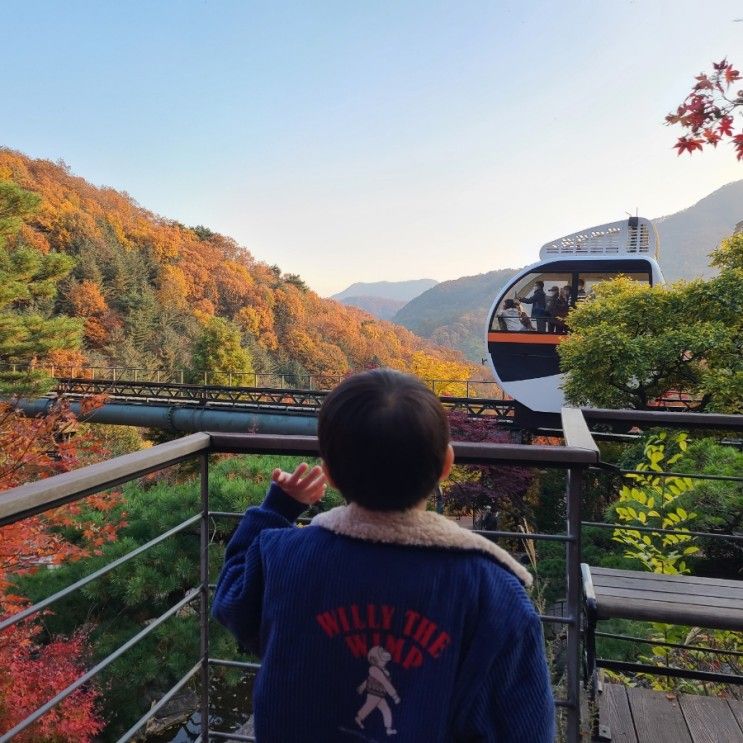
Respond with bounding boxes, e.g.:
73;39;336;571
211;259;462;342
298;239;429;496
485;218;665;415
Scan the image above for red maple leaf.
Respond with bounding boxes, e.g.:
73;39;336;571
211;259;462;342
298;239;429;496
674;136;704;156
734;133;743;161
725;67;741;86
719;115;734;136
694;74;714;91
703;128;721;146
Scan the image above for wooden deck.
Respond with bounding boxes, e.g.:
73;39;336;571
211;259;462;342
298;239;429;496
599;684;743;742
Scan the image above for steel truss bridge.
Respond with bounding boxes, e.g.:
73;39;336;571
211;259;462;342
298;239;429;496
54;377;518;421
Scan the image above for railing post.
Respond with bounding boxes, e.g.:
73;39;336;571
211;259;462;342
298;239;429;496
565;466;583;742
200;453;210;742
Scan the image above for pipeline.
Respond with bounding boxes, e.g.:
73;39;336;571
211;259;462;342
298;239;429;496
14;398;318;436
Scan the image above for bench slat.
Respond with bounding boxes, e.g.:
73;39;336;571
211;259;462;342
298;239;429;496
590;567;741;590
592;573;743;600
597;595;741;629
594;585;743;610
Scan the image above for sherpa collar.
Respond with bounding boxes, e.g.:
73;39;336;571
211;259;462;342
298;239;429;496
311;503;532;587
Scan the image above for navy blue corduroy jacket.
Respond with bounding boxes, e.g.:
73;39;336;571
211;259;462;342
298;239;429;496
212;484;555;742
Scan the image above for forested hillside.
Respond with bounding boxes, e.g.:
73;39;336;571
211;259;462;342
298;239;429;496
392;268;519;361
333;295;407;321
0;149;477;383
655;179;743;282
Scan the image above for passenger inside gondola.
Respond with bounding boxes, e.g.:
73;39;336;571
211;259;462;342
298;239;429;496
553;286;571;334
498;298;522;331
517;280;547;331
545;286;560;332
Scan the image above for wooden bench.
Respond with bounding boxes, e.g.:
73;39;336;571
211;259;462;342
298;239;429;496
582;565;743;630
581;565;743;741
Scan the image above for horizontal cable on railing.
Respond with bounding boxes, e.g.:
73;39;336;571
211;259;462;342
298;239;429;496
474;529;573;543
582;521;743;542
208;730;255;742
115;661;202;743
618;468;743;482
554;699;575;709
0;514;201;632
597;659;743;685
0;587;200;742
540;615;576;626
209;658;261;671
594;631;743;657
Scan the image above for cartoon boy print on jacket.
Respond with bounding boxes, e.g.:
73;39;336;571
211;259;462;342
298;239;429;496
355;646;400;736
316;602;452;737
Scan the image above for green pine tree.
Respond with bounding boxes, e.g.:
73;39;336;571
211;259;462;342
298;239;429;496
0;181;82;394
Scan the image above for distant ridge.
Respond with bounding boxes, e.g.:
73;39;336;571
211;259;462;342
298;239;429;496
332;279;438;303
334;295;407;321
655;179;743;282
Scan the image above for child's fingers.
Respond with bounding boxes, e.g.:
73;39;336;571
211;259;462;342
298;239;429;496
300;468;326;495
285;462;309;487
271;468;282;483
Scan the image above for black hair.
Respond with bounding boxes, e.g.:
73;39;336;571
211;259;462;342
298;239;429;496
318;368;450;511
535;280;544;289
504;298;516;309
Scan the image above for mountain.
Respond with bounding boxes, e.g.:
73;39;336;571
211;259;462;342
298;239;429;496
394;180;743;361
655;179;743;282
394;268;517;350
0;148;476;383
333;295;407;321
332;279;438;303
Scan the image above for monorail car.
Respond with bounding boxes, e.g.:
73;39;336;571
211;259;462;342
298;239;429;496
485;217;664;417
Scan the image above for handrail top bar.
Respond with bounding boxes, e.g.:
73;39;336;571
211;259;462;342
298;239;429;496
581;407;743;431
208;432;600;466
560;407;600;456
0;424;603;527
0;432;210;526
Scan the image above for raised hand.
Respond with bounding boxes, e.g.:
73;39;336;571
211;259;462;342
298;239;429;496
271;462;327;505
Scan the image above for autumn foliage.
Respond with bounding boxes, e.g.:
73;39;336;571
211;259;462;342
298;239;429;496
667;59;743;159
442;411;533;522
0;400;122;741
0;623;103;742
0;148;481;385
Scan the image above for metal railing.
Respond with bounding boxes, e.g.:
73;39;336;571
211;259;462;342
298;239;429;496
0;408;602;741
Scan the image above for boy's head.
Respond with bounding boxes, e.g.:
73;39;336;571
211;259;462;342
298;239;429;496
318;368;452;511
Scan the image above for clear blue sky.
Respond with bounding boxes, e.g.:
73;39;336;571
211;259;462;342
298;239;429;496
2;1;741;295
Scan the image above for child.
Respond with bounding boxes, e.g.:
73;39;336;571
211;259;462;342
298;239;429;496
212;369;554;741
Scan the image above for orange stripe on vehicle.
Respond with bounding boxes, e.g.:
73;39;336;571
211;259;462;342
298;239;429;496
487;332;567;345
